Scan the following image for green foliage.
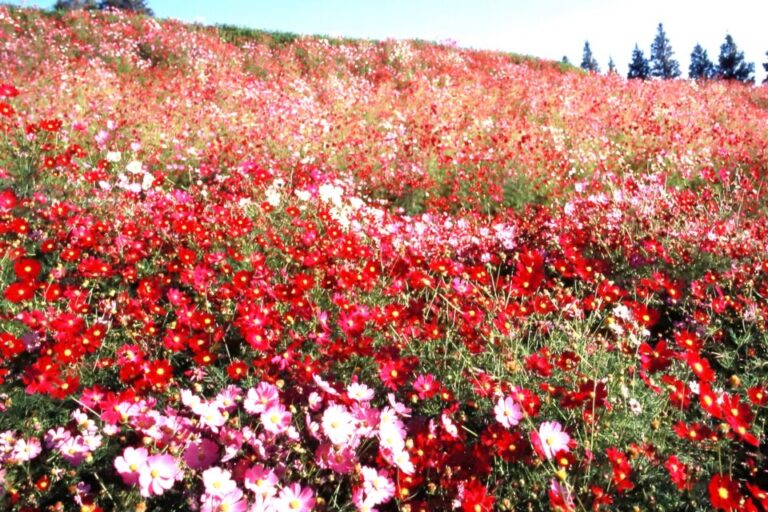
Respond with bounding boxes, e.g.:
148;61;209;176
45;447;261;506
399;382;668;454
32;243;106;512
628;44;650;79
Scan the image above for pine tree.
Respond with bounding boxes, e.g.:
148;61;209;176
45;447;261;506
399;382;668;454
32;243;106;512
561;55;571;66
627;44;650;79
649;23;681;78
763;51;768;84
54;0;97;9
689;43;715;80
607;56;617;74
98;0;153;15
580;41;600;72
716;34;754;83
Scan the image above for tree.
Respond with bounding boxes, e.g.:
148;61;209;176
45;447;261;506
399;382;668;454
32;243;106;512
53;0;97;9
98;0;153;15
689;43;715;80
561;55;571;66
649;23;681;78
716;34;754;83
627;44;650;79
607;56;617;74
764;51;768;84
580;41;600;72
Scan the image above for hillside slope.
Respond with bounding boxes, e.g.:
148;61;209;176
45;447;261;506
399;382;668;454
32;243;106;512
1;6;767;512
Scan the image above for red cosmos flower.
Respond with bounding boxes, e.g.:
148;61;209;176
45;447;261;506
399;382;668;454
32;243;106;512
145;359;173;388
675;330;702;351
52;341;84;364
0;83;19;98
511;248;545;296
698;382;722;418
685;351;715;382
222;361;248;381
49;373;80;399
747;385;767;406
23;357;61;395
746;483;768;511
664;455;692;491
378;359;410;390
630;302;659;328
0;333;24;358
673;421;713;443
0;188;17;211
42;283;62;302
461;479;494;512
510;387;541;417
0;101;14;117
638;340;673;373
596;280;625;305
662;375;691;409
525;349;553;377
721;394;758;446
35;475;50;492
4;281;35;303
709;474;742;511
605;448;634;492
591;486;613;510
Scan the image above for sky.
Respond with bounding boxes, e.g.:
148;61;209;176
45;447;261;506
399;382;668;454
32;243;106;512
7;0;768;82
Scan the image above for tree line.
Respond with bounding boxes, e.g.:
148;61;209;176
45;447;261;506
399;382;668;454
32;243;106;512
53;0;153;16
574;23;765;83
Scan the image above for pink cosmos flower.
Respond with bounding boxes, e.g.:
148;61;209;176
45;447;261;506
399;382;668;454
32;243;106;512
194;401;227;431
315;443;357;474
273;483;315;511
201;488;248;512
244;382;280;415
260;404;292;435
59;436;89;466
346;382;375;402
214;385;242;411
183;438;220;470
494;395;523;429
360;466;395;505
11;438;42;462
412;374;438;400
44;427;71;449
533;421;571;460
114;446;148;485
244;464;278;499
138;454;181;497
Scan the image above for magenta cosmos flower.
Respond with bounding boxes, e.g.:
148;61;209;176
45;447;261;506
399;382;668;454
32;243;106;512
138;454;181;497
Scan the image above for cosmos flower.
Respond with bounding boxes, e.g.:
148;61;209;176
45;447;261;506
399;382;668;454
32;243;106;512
114;446;148;485
532;421;571;460
494;395;523;429
138;454;181;497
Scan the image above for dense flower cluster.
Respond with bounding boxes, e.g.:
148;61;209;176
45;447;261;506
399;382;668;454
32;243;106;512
0;5;767;511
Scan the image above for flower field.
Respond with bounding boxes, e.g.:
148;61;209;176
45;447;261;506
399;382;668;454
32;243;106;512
1;6;768;511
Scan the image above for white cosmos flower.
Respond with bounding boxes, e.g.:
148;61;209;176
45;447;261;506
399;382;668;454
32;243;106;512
321;404;356;446
126;160;143;174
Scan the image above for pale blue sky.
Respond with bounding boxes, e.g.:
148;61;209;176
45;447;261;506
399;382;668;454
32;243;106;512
7;0;768;81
